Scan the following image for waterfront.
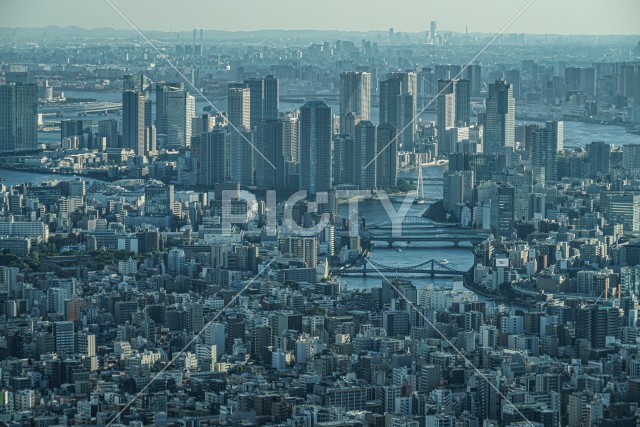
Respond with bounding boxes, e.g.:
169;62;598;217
0;168;105;187
39;90;640;147
337;163;475;291
22;90;640;294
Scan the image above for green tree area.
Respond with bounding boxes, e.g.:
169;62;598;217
382;179;415;194
0;240;147;272
0;250;39;271
89;250;146;269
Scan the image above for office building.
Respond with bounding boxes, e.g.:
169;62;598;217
60;119;92;143
376;123;398;188
98;119;118;149
0;82;38;151
300;100;332;194
282;112;299;163
340;71;371;135
333;134;355;186
354;121;377;190
144;185;175;217
484;80;515;155
503;69;521;100
379;71;417;150
565;67;596;97
623;144;640;171
54;321;75;355
228;129;254;187
227;83;251;131
417;67;437;105
465;63;482;97
245;75;279;129
601;191;640;233
590;305;620;348
122;90;145;155
494;169;533;222
205;322;226;357
168;248;186;276
155;83;194;147
532;121;563;184
586;141;611;178
489;182;515;238
198;129;227;186
443;170;474;214
437;79;470;154
383;311;410;337
255;119;285;190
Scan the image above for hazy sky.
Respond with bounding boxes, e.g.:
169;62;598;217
1;0;639;35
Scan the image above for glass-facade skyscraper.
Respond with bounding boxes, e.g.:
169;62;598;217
484;79;515;155
300;100;332;194
0;82;38;152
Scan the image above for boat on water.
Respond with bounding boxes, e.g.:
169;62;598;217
396;248;402;252
440;259;449;264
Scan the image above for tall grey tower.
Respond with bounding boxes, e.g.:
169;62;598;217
0;82;38;152
263;75;279;121
484;79;515;155
155;82;194;147
244;75;279;130
437;79;470;155
379;71;417;151
354;121;377;190
198;128;227;186
339;71;371;135
376;123;398;188
300;101;332;194
122;90;145;156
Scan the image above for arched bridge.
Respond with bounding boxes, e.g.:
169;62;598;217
332;258;468;278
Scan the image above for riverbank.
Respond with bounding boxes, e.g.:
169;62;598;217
0;166;108;186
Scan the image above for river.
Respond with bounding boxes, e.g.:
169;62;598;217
26;89;640;294
0;168;105;187
337;163;475;290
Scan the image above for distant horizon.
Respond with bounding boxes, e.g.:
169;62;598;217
1;0;639;36
1;25;639;38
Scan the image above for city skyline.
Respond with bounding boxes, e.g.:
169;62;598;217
1;3;640;426
0;0;639;35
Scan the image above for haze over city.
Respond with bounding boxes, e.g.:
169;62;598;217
1;0;639;34
1;1;640;427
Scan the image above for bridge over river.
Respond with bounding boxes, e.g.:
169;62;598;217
361;216;492;247
332;257;468;278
